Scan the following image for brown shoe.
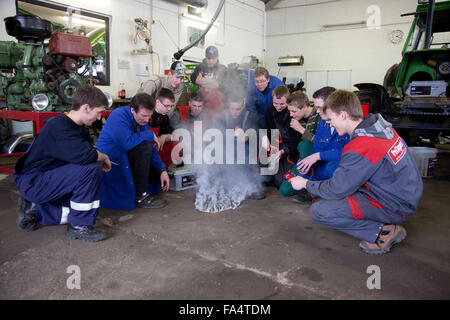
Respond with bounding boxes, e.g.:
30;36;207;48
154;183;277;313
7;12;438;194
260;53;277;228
359;224;407;255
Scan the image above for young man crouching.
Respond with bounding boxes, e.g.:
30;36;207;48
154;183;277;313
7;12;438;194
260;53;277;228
289;90;423;255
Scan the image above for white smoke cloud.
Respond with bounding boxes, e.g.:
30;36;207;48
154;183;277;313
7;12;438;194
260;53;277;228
170;67;279;213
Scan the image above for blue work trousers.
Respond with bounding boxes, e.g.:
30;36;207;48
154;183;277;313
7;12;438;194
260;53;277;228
14;163;102;226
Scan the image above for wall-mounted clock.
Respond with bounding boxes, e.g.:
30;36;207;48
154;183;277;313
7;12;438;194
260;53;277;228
390;30;404;44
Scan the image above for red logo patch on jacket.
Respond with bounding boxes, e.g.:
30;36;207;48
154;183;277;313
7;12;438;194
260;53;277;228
343;130;406;166
388;137;406;165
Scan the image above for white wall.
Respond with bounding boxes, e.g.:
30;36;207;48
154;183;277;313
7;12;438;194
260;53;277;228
0;0;265;97
264;0;419;93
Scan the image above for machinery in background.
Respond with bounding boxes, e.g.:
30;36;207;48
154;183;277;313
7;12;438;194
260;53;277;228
0;14;93;112
355;0;450;146
0;15;113;154
86;26;108;85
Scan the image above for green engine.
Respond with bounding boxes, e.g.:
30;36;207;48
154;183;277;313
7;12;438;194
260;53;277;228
0;15;92;112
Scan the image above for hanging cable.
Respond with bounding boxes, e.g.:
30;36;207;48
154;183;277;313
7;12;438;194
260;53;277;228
134;18;152;51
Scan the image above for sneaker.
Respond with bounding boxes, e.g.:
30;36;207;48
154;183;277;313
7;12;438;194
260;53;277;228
359;224;407;255
292;189;312;203
135;192;167;209
66;224;107;242
249;192;266;200
17;196;38;232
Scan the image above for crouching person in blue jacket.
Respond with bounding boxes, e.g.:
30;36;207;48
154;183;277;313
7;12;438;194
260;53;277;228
286;87;350;203
289;90;423;255
96;93;170;211
14;85;112;242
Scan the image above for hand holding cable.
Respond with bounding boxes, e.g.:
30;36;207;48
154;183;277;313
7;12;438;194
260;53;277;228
297;152;320;174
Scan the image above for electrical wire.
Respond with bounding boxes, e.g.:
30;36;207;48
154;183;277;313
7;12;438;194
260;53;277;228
134;28;152;51
133;18;161;75
150;51;160;75
156;19;179;50
151;51;160;75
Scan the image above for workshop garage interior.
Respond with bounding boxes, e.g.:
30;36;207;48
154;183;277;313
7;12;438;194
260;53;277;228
0;0;449;304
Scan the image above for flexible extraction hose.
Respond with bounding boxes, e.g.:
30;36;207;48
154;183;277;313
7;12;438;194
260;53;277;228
173;0;225;60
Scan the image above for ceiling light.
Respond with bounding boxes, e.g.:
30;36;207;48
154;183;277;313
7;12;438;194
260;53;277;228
322;21;366;30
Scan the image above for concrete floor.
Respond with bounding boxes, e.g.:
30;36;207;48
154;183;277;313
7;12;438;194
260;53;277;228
0;151;449;300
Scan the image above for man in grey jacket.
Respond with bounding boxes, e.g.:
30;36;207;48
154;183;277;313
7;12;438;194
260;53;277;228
290;90;423;255
138;61;186;108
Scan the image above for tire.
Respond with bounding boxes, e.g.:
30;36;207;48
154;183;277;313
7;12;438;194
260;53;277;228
383;63;400;98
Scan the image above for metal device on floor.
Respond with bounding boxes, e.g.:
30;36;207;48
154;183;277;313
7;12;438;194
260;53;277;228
168;167;197;191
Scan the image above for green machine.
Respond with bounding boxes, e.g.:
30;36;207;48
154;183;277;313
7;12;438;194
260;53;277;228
0;14;92;112
355;0;450;145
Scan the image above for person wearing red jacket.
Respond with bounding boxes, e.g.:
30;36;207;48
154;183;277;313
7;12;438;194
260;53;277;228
290;90;423;255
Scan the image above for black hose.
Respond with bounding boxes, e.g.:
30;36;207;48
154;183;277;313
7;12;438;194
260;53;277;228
173;0;225;60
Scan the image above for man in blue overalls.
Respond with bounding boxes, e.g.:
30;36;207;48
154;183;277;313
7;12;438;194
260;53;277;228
96;93;170;210
14;85;112;242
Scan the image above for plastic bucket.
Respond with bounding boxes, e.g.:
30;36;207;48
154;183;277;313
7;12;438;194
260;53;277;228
409;147;438;178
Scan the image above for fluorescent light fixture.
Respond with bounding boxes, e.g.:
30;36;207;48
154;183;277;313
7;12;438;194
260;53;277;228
181;13;220;27
322;21;366;30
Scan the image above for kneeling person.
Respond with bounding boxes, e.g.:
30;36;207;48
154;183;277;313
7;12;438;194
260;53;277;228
214;94;264;200
97;93;170;210
14;85;111;242
289;90;423;255
150;88;178;168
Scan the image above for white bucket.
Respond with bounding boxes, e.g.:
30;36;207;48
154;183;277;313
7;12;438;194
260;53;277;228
409;147;438;178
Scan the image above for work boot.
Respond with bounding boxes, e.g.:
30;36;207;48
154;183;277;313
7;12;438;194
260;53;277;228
66;224;107;242
359;224;407;255
17;196;38;232
135;192;167;209
292;189;312;203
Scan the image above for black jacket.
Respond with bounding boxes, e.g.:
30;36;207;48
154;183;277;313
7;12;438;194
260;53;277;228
215;110;259;132
149;111;174;135
191;59;228;88
264;106;301;157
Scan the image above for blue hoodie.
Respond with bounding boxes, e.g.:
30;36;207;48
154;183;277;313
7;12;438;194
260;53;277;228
313;119;350;162
245;71;284;127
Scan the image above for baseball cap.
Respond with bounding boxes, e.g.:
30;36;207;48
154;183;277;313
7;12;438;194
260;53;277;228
170;61;186;77
205;45;218;59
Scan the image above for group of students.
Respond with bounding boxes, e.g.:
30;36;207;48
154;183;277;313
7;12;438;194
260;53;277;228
13;48;424;254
